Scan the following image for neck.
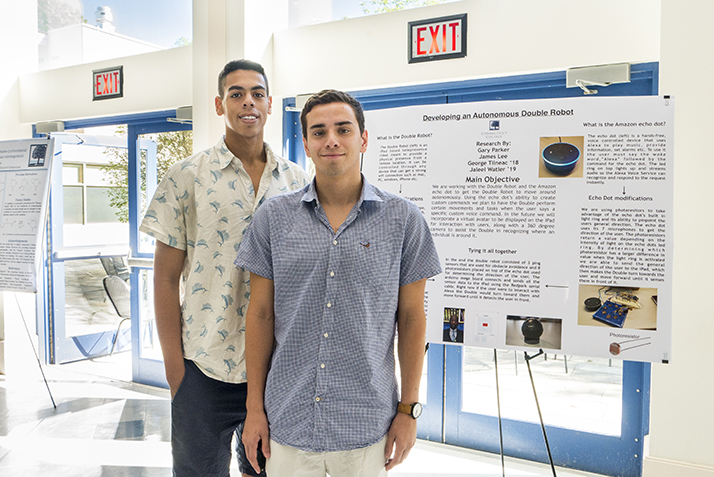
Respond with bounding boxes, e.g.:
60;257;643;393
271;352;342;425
314;170;363;208
224;131;265;164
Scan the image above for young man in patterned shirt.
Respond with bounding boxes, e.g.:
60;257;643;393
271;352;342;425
140;60;309;477
236;90;441;476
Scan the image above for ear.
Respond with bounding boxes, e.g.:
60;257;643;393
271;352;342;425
360;130;368;154
268;95;273;115
302;135;310;158
215;96;224;116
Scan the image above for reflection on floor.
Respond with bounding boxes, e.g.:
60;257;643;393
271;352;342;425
0;353;608;477
462;349;622;436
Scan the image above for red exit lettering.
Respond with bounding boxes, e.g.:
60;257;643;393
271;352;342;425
416;22;460;55
96;73;117;95
410;14;466;63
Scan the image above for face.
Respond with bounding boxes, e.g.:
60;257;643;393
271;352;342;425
215;69;272;140
302;102;368;180
449;315;458;329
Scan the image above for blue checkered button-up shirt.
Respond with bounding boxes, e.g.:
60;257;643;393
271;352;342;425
235;177;441;452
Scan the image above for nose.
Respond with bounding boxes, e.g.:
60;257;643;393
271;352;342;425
243;94;255;107
325;131;340;148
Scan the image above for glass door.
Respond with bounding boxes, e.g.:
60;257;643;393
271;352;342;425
127;123;192;387
45;133;138;363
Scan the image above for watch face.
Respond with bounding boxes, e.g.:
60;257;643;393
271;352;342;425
412;402;423;418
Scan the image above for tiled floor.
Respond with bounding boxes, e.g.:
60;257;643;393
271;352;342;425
0;352;609;477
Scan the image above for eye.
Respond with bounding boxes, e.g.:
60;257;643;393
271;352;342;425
254;92;265;98
312;130;324;137
339;128;351;134
231;92;242;98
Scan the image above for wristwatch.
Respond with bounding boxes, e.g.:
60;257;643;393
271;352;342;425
397;401;423;419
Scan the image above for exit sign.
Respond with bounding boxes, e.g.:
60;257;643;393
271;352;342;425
93;66;123;101
408;14;467;64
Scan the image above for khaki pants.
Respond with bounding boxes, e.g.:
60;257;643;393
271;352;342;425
266;437;389;477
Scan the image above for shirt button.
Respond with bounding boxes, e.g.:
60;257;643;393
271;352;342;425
320;363;325;369
326;302;332;308
315;397;321;402
323;333;329;338
333;240;338;245
329;271;335;277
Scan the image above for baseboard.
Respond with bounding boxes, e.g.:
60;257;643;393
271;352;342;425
644;456;714;477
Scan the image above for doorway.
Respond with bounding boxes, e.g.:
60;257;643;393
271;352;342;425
36;109;192;388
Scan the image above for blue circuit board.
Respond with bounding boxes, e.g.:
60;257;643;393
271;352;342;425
592;300;629;328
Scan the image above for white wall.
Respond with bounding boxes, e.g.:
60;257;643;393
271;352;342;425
191;0;228;151
643;1;714;475
271;0;660;97
19;46;192;125
0;2;39;141
39;24;161;71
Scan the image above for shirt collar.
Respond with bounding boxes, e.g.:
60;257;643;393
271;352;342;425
216;137;277;173
301;174;384;207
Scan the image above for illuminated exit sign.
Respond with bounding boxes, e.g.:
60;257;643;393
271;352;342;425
93;66;123;101
408;14;467;64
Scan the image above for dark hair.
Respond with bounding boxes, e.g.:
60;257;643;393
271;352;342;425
300;89;365;138
217;59;269;98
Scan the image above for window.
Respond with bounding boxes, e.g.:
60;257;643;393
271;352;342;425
61;162;121;224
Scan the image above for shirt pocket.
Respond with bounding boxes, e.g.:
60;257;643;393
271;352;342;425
350;237;395;294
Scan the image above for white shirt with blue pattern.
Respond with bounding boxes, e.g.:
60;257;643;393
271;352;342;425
140;138;310;383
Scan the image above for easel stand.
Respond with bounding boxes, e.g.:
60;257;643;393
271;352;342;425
524;349;556;477
494;349;506;477
493;349;558;477
14;292;56;408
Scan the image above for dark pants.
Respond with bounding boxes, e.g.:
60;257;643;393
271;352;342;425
171;359;265;477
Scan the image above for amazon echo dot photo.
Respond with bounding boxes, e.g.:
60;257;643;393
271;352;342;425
542;142;581;175
539;136;584;178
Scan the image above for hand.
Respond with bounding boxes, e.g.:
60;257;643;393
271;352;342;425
384;412;417;471
242;409;271;474
165;360;186;399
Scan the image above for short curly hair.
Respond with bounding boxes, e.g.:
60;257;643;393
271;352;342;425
217;59;269;98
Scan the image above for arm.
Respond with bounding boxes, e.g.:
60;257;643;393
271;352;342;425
153;240;187;398
384;278;428;471
242;273;276;474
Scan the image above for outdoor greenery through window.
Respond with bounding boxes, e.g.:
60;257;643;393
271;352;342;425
360;0;447;14
102;127;193;223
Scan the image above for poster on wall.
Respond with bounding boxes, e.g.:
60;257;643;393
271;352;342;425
361;95;673;363
0;138;54;293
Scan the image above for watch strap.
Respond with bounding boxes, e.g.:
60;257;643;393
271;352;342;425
397;402;413;416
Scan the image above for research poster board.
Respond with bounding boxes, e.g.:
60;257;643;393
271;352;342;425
362;96;673;363
0;138;54;293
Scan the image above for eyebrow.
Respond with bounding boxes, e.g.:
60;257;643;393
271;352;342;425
309;120;354;130
227;85;266;92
